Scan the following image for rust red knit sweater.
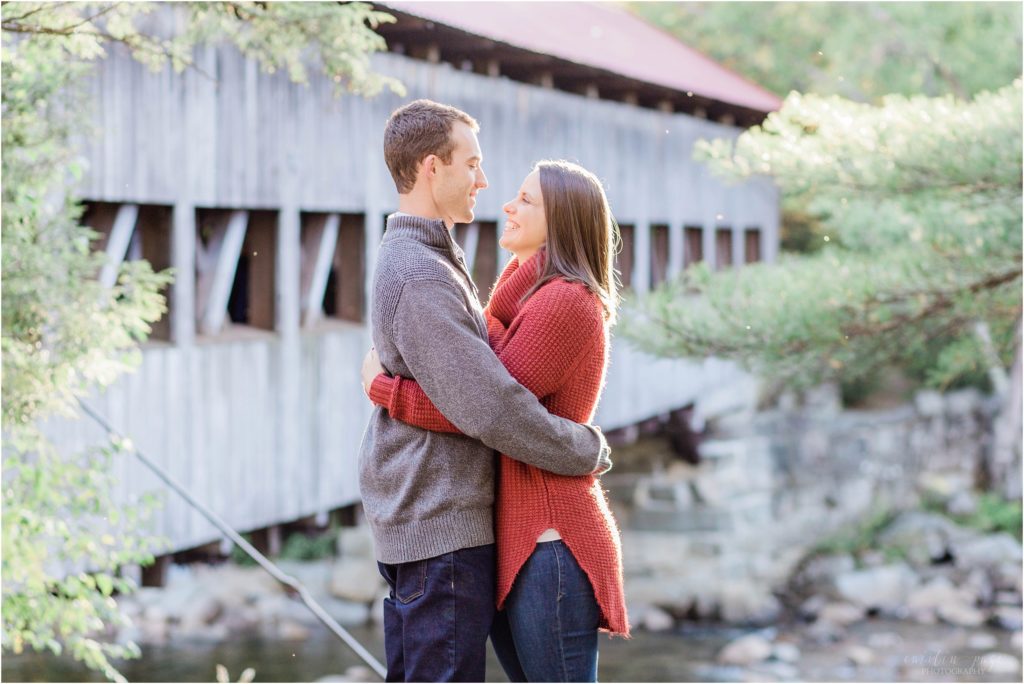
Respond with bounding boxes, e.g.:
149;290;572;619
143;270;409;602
369;252;629;636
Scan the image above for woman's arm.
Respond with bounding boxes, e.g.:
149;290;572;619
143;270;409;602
370;280;603;432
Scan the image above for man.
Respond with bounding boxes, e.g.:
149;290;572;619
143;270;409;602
358;99;611;682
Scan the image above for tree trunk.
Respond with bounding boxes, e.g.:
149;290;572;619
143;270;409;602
989;316;1023;499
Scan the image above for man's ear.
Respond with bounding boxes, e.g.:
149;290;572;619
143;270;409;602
421;154;438;178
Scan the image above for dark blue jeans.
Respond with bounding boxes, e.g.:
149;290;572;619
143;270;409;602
377;543;496;682
490;540;601;682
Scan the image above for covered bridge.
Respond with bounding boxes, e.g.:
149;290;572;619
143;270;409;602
48;1;782;558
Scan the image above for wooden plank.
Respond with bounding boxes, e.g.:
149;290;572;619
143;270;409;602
171;203;196;345
199;210;248;335
99;204;139;289
668;222;684;280
303;213;340;327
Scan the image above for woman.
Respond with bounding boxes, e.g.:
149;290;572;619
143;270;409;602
363;160;629;682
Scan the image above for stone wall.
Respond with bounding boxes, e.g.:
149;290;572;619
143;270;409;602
606;386;1003;625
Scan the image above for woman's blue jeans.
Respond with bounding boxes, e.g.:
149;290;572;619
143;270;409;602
490;540;601;682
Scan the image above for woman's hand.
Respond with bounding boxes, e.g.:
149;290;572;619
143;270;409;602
361;346;386;397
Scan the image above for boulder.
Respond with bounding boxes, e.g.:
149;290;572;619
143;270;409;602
979;652;1020;675
834;563;918;611
798;554;855;586
967;632;998;650
937;602;986;627
914;390;944;417
877;511;974;566
717;633;773;666
962;568;994;606
845;645;874;666
277;618;311;641
330;557;386;604
806;619;844;643
992;562;1023;593
994;590;1022;606
641;606;675;633
946;490;979;517
990;606;1023;631
770;642;801;664
719;584;782;625
817;601;866;626
798;594;827;620
907;576;975;614
952;533;1023;572
178;594;223;633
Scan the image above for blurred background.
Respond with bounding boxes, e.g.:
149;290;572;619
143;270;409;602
2;1;1021;682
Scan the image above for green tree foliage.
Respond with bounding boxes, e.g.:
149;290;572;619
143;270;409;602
630;1;1022;102
631;1;1023;257
2;3;401;679
621;83;1022;392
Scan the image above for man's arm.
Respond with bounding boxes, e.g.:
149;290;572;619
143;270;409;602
372;281;603;436
390;278;609;476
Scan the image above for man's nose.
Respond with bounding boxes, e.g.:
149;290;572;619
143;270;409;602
503;201;514;215
477;167;488;189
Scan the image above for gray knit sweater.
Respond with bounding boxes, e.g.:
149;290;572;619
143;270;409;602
358;213;610;564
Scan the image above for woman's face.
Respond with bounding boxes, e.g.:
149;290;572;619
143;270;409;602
500;168;548;261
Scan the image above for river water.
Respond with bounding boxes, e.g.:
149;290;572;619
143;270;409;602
3;618;1019;682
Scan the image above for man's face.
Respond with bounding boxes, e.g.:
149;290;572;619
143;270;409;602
432;122;488;227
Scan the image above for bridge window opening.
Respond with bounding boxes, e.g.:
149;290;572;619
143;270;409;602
83;201;173;341
744;227;762;263
300;212;366;325
684;226;703;268
650;223;670;288
715;227;734;270
454;220;499;294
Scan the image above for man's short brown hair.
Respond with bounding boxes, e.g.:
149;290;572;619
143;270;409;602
383;99;479;193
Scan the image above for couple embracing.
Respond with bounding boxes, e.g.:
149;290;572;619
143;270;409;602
358;99;629;683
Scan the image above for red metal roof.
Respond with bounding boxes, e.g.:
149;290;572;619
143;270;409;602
381;1;783;113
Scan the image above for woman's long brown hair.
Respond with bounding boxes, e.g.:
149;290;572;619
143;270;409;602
521;160;620;325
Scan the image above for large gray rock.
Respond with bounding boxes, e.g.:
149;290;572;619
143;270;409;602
991;606;1024;631
845;645;875;666
953;533;1023;571
641;606;675;632
770;642;801;664
907;576;977;625
719;584;782;624
798;594;827;620
717;633;774;666
967;632;998;650
914;391;944;417
834;563;918;611
798;554;856;586
178;594;224;633
329;532;385;602
979;652;1020;675
330;557;386;604
877;511;975;566
817;601;866;626
938;602;986;627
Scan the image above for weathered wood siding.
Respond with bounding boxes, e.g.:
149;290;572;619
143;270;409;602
46;41;779;551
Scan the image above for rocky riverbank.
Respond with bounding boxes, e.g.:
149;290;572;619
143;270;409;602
108;494;1022;682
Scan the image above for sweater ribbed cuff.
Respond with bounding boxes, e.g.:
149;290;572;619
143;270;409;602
369;374;396;410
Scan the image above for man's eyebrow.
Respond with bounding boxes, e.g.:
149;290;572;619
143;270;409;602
467;154;482;162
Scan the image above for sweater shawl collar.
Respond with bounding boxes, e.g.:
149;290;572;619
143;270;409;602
488;250;545;326
384;213;478;300
384;213;454;250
